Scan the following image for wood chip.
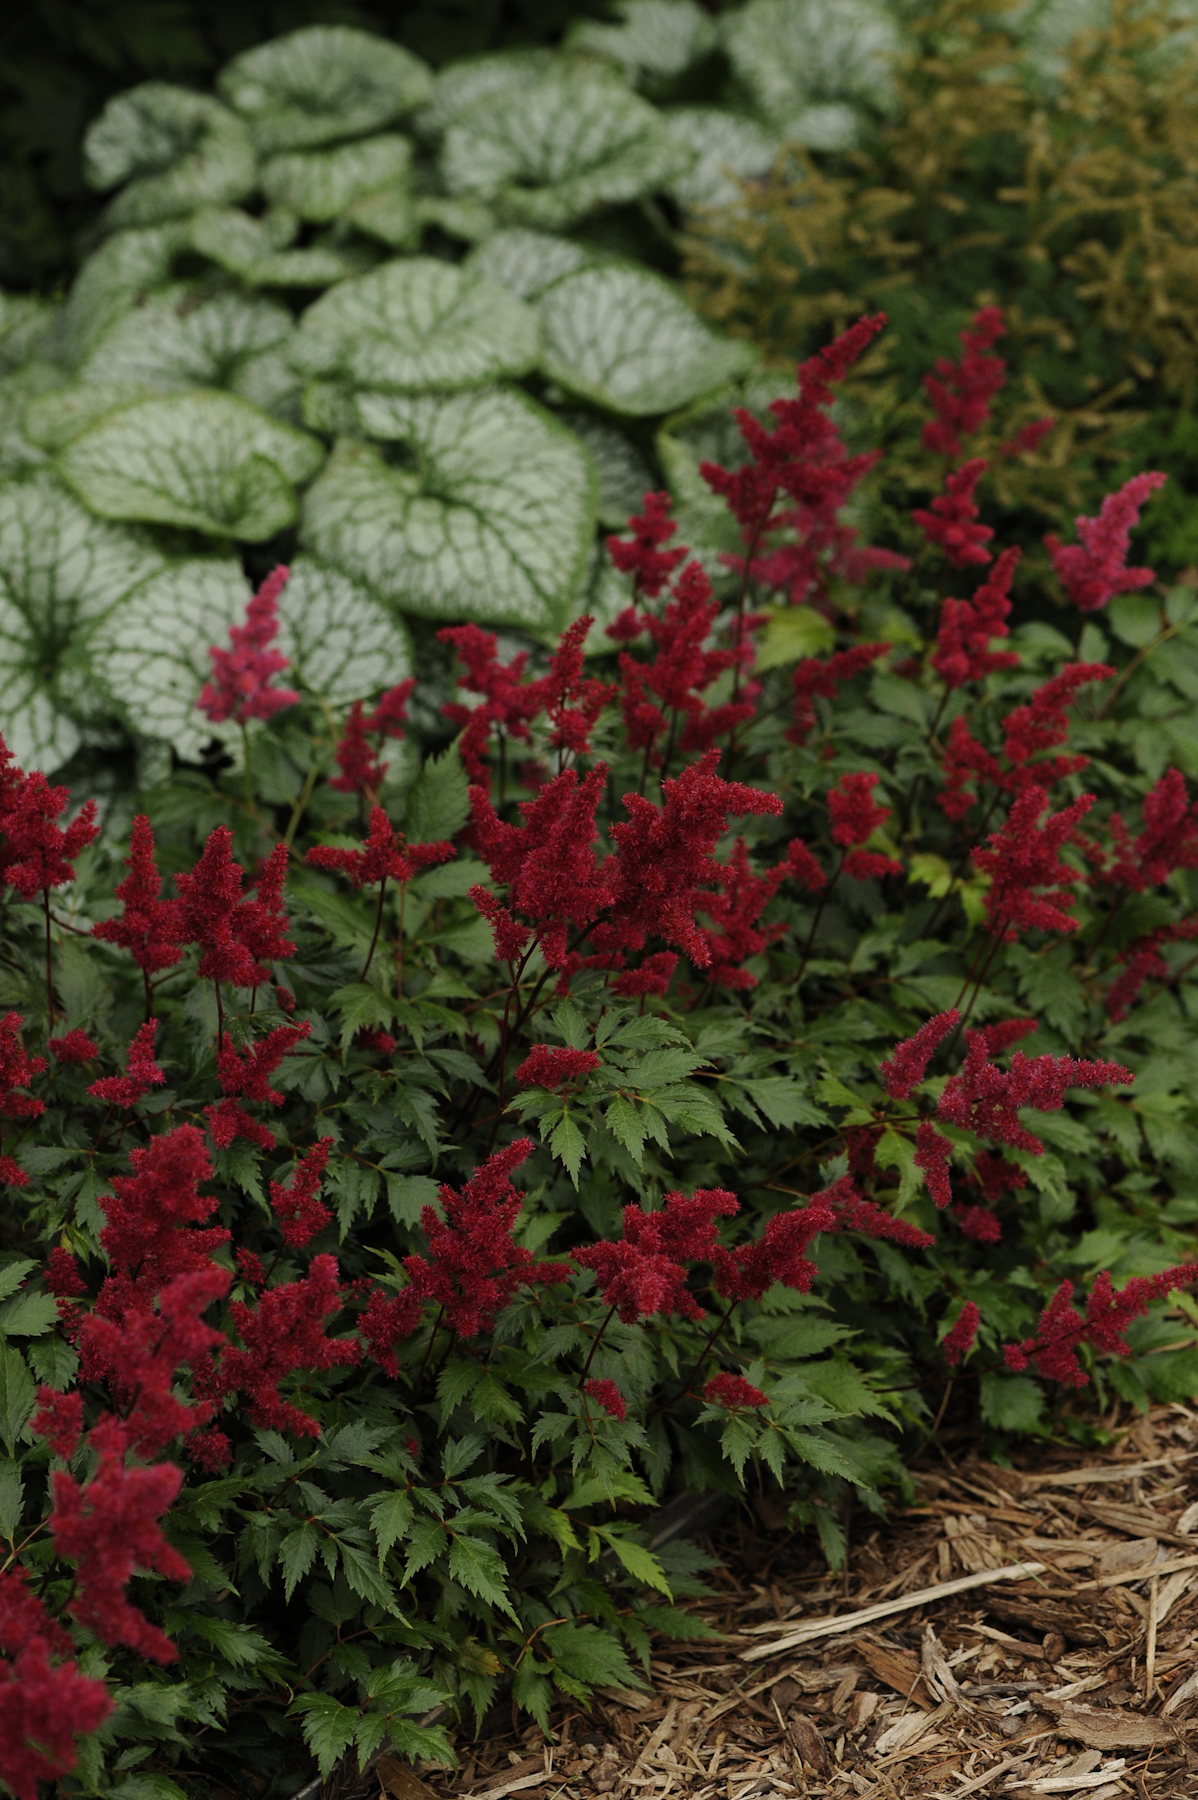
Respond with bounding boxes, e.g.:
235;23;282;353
786;1714;830;1773
1041;1701;1177;1749
377;1756;438;1800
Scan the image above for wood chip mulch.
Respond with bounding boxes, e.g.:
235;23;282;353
362;1404;1198;1800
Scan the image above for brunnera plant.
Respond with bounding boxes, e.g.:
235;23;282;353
1;307;1198;1797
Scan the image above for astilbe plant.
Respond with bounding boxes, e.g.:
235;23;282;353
1;307;1198;1796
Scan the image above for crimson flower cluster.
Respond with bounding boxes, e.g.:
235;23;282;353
1004;1265;1198;1386
198;566;298;725
330;681;416;796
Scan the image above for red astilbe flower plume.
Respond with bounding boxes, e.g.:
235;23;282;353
1105;918;1198;1020
0;1565;112;1800
922;307;1008;457
938;716;1004;820
704;1372;768;1409
603;751;782;969
788;643;890;745
1000;663;1113;789
695;838;795;990
614;561;752;761
819;1174;936;1248
585;1378;627;1421
92;814;183;972
404;1140;569;1337
45;1248;85;1300
1101;767;1198;891
95;1124;230;1307
932;548;1022;689
606;491;687;598
438;624;542;784
270;1138;334;1248
1005;1264;1198;1386
0;1016;45;1141
999;417;1055;459
48;1028;97;1064
972;1149;1027;1202
1045;472;1167;613
531;616;616;761
49;1415;190;1662
516;1046;600;1089
209;1253;359;1438
87;1019;164;1108
915;1121;954;1209
938;1039;1132;1155
578;1187;739;1322
0;767;97;903
828;771;890;847
701;313;887;537
967;1018;1039;1057
307;806;453;890
611;950;678;997
329;681;416;796
359;1285;424;1379
176;828;295;990
942;1301;980;1367
954;1204;1002;1244
470;765;611;971
973;785;1095;940
207;1021;311;1150
913;459;993;568
198;565;298;725
879;1010;960;1098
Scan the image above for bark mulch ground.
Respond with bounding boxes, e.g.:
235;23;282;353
346;1403;1198;1800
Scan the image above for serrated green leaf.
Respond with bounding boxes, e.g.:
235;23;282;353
263;135;413;223
289;257;538;392
549;1110;587;1186
602;1532;673;1597
59;391;324;539
605;1093;648;1163
0;1292;60;1338
441;62;687;230
339;1539;396;1609
539;267;755;416
448;1534;518;1617
301;389;595;630
0;1347;35;1458
278;1523;319;1600
219;27;432;153
405;744;470;844
754;604;837;671
78;288;293;393
84;83;256;227
370;1490;415;1561
290;1691;360;1779
386;1175;440;1228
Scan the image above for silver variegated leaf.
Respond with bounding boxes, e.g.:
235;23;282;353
24;384;157;453
261;135;413;223
78;288;294;391
88;557;251;760
538;266;755;415
663;108;780;211
301;382;359;437
57;391;325;540
301;387;596;630
567;1;718;83
0;367;60;474
0;294;58;375
417;50;555;137
52;225;187;368
275;556;413;704
0;636;81;773
722;0;900;142
228;350;305;425
464;229;592;301
218;27;432;153
83;84;256;228
189;208;359;288
556;410;653;527
439;61;688;230
288;258;539;392
343;186;421;251
0;470;165;646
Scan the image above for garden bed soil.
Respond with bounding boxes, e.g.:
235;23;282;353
352;1404;1198;1800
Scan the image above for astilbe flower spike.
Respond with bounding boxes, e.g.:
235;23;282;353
470;766;610;972
827;772;902;879
938;715;1004;820
1045;472;1167;613
0;758;98;904
942;1301;980;1367
818;1175;936;1248
697;837;825;990
577;1187;739;1321
176;828;295;992
585;1378;626;1421
307;807;453;889
788;644;890;744
1105;918;1198;1020
932;548;1022;689
0;1565;113;1800
912;459;993;568
613;561;752;761
606;491;687;598
329;681;416;796
87;1019;164;1108
207;1021;311;1150
438;624;542;784
1004;1264;1198;1386
402;1140;570;1338
92;814;183;973
209;1254;359;1438
516;1046;600;1089
915;1121;955;1210
880;1011;960;1099
1000;663;1114;788
270;1138;334;1248
973;786;1095;940
47;1028;97;1064
955;1204;1002;1244
1100;768;1198;891
922;307;1008;458
938;1040;1133;1155
704;1373;768;1410
198;566;298;724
